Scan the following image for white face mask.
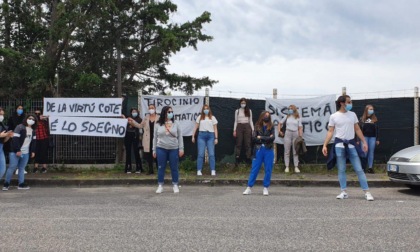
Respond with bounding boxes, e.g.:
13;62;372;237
149;109;155;114
241;104;246;108
0;115;4;122
27;119;35;126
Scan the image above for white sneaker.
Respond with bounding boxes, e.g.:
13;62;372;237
336;191;348;199
243;187;252;195
365;192;374;201
294;167;300;173
156;185;163;194
173;185;179;193
263;187;269;196
285;167;290;173
24;170;27;174
197;170;202;176
211;170;216;176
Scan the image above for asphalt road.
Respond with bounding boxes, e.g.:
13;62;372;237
1;185;419;252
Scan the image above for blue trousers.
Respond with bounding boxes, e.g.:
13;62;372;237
156;147;179;185
247;146;274;188
4;152;30;185
197;131;216;171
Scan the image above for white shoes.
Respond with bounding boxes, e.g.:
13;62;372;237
211;170;216;176
197;170;202;176
156;185;163;194
15;170;28;175
336;191;348;199
285;167;289;173
173;185;179;193
365;192;374;201
243;187;252;195
294;167;301;173
263;187;269;196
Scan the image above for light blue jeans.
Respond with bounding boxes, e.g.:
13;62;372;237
335;146;369;191
247;146;274;188
0;143;6;180
361;137;376;168
197;131;216;171
4;152;30;185
156;147;179;185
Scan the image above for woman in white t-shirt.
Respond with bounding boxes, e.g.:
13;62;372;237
278;105;303;173
192;105;218;176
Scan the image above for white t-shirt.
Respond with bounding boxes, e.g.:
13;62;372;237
196;116;218;132
20;127;33;154
281;116;302;132
328;111;358;148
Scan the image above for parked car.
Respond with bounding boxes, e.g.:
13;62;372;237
387;145;420;189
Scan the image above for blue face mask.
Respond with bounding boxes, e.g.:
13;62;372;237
203;109;209;115
345;104;352;111
131;113;138;118
288;109;294;115
368;110;374;115
167;112;174;119
17;109;23;115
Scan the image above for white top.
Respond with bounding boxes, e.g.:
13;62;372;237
21;127;33;154
233;108;254;131
196;116;218;132
328;111;358;148
281;116;302;132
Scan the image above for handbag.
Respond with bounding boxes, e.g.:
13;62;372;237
278;117;287;138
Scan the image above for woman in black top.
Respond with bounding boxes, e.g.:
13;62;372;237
124;108;143;174
360;104;379;173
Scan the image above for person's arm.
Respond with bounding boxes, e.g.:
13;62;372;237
152;123;158;157
375;122;380;145
177;122;184;157
191;122;199;143
249;109;254;131
322;126;335;156
30;133;36;158
355;123;368;152
233;109;238;137
213;123;218;145
260;127;275;144
298;126;303;137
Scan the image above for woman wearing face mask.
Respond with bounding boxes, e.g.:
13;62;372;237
124;108;143;174
359;105;379;174
2;114;37;191
278;105;303;173
192;105;218;176
128;104;159;175
0;107;14;181
7;105;25;131
243;111;275;196
233;98;254;165
153;106;184;194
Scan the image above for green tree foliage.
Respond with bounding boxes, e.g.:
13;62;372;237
0;0;217;98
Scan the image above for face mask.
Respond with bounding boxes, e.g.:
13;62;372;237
17;109;23;115
368;109;374;115
203;109;209;115
167;112;174;119
131;113;138;118
240;104;246;108
345;104;352;111
263;117;270;122
27;119;35;126
288;109;294;115
0;115;4;122
149;109;155;114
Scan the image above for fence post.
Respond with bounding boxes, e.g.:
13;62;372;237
342;87;346;95
273;89;277;164
415;87;419;145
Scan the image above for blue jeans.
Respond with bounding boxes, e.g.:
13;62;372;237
335;146;369;191
156;147;179;185
361;137;376;168
247;146;274;188
4;152;30;185
197;131;216;171
0;143;6;180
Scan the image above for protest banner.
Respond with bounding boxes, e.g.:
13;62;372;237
49;116;127;138
266;95;336;146
43;98;123;117
140;95;204;136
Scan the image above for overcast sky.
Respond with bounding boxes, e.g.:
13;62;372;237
168;0;420;99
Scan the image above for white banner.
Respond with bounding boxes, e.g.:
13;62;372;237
44;98;123;117
266;95;336;146
140;95;204;136
49;116;127;138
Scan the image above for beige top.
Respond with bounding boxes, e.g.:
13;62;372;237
233;108;254;131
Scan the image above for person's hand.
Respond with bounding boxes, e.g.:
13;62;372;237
0;131;7;138
214;139;218;145
179;150;184;157
376;141;380;146
322;146;328;157
31;152;35;158
16;151;22;157
278;131;284;137
8;130;13;137
362;142;368;152
233;131;236;137
192;136;195;143
153;152;156;158
257;136;261;139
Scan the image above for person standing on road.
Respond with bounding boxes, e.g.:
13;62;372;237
233;98;254;165
192;105;218;176
0;107;13;181
243;111;275;196
278;105;303;173
153;106;184;194
33;108;49;174
124;108;143;174
322;95;374;201
3;114;37;191
359;104;379;174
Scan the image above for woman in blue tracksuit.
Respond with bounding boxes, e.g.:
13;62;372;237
243;111;275;196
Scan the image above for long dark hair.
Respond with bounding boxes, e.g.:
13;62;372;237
255;111;273;131
22;114;37;129
157;106;174;126
239;98;250;117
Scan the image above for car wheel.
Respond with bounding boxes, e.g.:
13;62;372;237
405;184;420;190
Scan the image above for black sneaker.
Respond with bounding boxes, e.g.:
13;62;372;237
41;168;47;173
17;183;30;190
2;183;10;191
33;168;39;174
367;168;375;174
